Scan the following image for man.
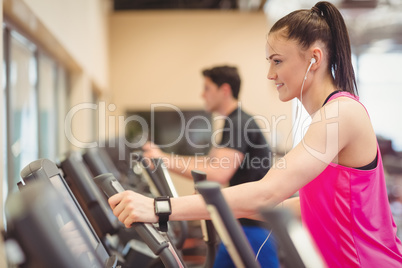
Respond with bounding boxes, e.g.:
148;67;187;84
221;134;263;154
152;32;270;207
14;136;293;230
143;65;278;267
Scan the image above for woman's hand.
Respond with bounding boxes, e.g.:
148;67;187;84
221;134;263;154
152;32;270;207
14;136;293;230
108;190;157;228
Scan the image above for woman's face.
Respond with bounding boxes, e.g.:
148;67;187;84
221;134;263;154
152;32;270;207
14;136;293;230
266;31;310;102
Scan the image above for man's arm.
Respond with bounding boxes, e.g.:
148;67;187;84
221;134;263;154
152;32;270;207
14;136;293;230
241;196;300;221
142;142;244;185
281;196;301;220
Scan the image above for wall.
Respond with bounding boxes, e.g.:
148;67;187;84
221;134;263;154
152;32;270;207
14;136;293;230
108;10;294;148
109;10;293;194
22;0;110;90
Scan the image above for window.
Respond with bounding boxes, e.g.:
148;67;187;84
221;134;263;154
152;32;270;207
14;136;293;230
38;53;57;160
90;89;99;144
2;24;72;196
358;51;402;151
56;66;70;157
2;29;8;227
2;7;77;233
7;31;38;192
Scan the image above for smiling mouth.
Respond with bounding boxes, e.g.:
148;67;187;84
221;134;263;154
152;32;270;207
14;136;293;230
276;83;284;90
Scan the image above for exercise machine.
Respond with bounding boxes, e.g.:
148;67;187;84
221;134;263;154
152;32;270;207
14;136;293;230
94;173;187;268
194;179;261;268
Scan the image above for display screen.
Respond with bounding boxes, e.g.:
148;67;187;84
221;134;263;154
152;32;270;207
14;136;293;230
126;110;212;155
49;175;99;257
156;200;170;213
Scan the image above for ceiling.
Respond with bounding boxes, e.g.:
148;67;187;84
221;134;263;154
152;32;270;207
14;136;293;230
111;0;402;53
113;0;252;10
112;0;382;11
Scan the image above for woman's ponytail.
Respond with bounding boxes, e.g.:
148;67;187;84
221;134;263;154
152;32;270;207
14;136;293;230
313;2;357;95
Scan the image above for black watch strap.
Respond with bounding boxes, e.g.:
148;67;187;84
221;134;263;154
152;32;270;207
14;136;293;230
154;196;171;232
158;214;169;232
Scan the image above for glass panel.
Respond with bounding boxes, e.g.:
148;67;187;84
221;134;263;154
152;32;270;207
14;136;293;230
38;53;57;160
8;32;38;192
91;90;98;144
56;66;70;157
358;52;402;150
2;30;8;227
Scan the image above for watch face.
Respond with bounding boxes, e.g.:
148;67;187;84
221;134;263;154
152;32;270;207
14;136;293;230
156;200;171;214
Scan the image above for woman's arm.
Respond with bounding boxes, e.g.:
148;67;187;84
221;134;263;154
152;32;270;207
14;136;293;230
109;99;363;227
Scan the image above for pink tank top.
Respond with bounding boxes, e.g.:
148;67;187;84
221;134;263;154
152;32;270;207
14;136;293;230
299;92;402;267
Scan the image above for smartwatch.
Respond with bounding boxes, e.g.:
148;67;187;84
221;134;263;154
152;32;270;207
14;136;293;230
154;196;172;232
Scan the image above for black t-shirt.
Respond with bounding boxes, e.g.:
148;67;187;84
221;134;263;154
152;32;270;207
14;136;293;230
219;107;271;187
219;107;271;227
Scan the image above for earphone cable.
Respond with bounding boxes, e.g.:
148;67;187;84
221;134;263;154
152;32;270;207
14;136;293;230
255;229;273;261
284;60;314;154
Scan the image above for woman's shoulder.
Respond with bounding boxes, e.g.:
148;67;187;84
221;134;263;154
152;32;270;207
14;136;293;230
310;95;373;145
310;96;361;124
323;95;369;122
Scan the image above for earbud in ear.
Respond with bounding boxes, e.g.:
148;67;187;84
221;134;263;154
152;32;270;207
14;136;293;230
304;58;316;81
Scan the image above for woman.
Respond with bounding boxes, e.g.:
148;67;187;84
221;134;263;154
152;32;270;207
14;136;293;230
109;2;402;266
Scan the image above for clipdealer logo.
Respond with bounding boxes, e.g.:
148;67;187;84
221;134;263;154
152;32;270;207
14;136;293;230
64;101;288;160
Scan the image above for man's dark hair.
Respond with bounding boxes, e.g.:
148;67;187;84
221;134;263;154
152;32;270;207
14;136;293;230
202;65;241;99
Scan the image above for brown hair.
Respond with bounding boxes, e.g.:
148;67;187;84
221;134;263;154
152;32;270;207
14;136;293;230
202;65;241;99
269;1;358;96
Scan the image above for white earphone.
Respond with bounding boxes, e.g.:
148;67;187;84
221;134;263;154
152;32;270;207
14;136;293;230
304;58;316;80
298;57;316;123
286;57;317;152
